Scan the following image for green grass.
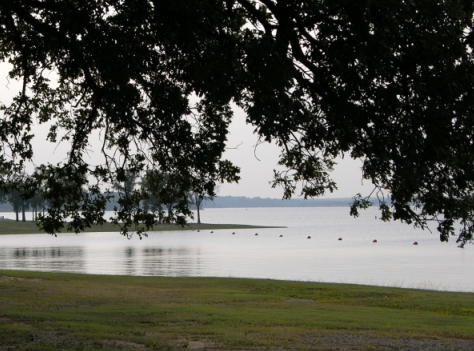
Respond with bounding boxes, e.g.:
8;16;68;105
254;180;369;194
0;271;473;350
0;221;281;235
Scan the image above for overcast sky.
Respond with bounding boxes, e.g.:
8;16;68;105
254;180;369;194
220;106;374;199
1;62;374;199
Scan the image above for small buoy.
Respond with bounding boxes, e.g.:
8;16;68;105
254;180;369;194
197;230;200;232
307;236;311;239
232;232;235;235
210;231;213;233
255;233;258;236
338;237;342;241
413;241;418;245
279;234;283;237
373;239;377;243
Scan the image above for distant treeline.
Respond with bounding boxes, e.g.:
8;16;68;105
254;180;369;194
0;195;378;212
200;196;371;209
0;192;174;213
0;192;130;213
0;202;14;212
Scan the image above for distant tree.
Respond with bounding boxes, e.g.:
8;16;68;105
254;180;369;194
4;180;30;222
20;195;29;222
140;171;164;224
110;167;150;237
188;184;217;224
189;194;206;225
113;169;139;198
7;189;22;222
141;171;187;225
29;191;44;221
0;189;6;205
0;171;9;211
29;167;110;235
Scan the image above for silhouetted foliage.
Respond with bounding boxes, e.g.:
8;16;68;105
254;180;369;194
1;1;474;244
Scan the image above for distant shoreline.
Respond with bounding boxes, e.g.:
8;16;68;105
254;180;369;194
0;221;284;235
0;196;375;212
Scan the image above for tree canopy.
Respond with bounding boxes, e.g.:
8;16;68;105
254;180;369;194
1;0;474;244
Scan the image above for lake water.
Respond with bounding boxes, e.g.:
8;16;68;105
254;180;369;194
1;207;473;292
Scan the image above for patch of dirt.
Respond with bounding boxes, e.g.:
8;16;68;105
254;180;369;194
298;332;474;351
188;340;208;349
285;298;313;303
170;338;216;350
101;339;148;350
3;331;79;350
0;333;150;351
0;276;44;283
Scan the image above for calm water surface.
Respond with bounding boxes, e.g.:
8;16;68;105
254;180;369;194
1;207;473;292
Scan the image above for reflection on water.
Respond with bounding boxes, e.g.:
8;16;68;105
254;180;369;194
141;247;201;276
12;247;67;258
124;247;136;275
117;246;204;276
1;207;473;292
0;243;203;277
1;246;85;272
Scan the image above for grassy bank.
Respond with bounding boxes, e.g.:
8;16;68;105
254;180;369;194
0;270;473;350
0;221;280;235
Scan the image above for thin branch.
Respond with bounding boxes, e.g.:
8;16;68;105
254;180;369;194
252;136;265;161
225;142;243;150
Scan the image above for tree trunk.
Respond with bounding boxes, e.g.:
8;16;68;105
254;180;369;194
195;195;202;224
21;204;26;222
15;210;19;222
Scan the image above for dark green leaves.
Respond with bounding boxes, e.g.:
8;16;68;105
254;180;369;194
1;0;473;244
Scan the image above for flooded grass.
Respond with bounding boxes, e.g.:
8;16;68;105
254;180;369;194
0;270;473;350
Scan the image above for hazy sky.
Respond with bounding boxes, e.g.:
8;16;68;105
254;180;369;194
220;106;374;199
0;62;374;199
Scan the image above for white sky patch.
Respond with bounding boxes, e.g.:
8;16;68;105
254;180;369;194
220;105;374;199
